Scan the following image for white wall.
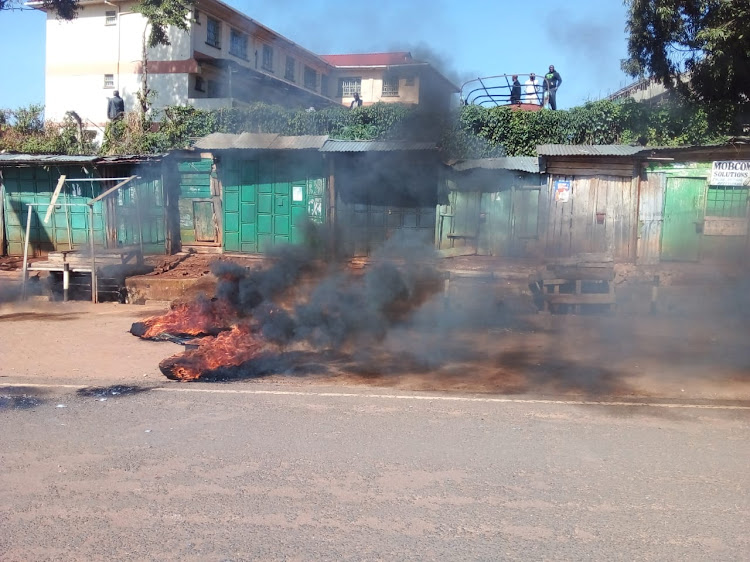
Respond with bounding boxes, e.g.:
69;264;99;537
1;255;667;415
45;1;192;126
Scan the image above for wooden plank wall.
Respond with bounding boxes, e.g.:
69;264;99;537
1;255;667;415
542;158;639;261
637;172;664;264
0;174;5;256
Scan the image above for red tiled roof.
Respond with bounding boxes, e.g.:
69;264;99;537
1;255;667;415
319;52;414;67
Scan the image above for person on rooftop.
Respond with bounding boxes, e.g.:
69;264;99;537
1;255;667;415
510;75;522;105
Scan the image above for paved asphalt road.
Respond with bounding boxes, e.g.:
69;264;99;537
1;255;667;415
1;382;748;561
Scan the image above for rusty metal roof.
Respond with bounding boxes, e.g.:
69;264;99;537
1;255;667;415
320;52;414;66
270;135;329;150
320;140;436;152
0;154;99;165
536;144;644;157
193;133;329;150
451;157;540;174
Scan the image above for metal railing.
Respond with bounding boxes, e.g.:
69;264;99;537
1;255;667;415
460;74;552;107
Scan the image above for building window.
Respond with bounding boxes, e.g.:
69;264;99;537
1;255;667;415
105;10;117;26
206;17;221;48
194;75;205;92
320;74;329;96
285;56;295;81
339;77;361;97
103;74;114;88
382;77;399;97
304;66;317;90
193;9;200;24
706;185;749;217
229;29;247;59
262;44;273;71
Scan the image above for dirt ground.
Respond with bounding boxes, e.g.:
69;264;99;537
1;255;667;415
1;297;749;401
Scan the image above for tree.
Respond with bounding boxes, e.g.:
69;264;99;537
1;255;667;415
134;0;193;48
622;0;750;126
130;0;193;115
0;0;78;19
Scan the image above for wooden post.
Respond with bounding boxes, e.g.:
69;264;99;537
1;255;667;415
44;175;66;224
0;177;5;256
326;156;336;260
63;262;70;302
20;204;33;300
88;204;97;303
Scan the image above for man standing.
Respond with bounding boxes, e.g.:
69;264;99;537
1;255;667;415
350;92;362;109
510;75;522;105
543;65;563;110
107;90;125;121
524;73;541;105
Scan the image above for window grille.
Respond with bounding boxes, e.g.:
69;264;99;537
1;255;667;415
382;77;399;97
206;18;221;48
229;29;247;59
104;74;114;88
339;77;361;97
105;11;117;26
304;66;317;90
285;57;295;81
262;45;273;71
706;185;749;217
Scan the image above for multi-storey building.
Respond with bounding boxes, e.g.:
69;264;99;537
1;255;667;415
36;0;458;135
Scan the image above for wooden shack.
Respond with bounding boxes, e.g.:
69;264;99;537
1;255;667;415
444;157;544;257
537;144;641;262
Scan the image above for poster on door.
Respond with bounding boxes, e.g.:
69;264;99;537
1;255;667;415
554;180;571;203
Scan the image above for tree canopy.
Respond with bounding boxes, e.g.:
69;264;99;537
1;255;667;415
1;0;192;47
622;0;750;125
0;0;78;19
134;0;193;48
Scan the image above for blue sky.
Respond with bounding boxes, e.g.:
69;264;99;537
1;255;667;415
0;0;632;111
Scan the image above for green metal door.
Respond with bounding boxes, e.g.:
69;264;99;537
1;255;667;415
223;160;258;253
661;176;705;261
223;158;325;254
2;167;105;256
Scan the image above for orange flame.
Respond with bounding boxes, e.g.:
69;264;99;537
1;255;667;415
137;299;236;339
159;324;264;381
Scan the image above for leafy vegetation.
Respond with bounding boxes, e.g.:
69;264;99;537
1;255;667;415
0;0;77;19
0;105;96;155
623;0;750;125
1;99;730;158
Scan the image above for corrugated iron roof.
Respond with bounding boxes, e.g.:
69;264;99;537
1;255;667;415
536;144;644;157
320;52;414;66
0;154;99;165
269;135;329;150
193;133;277;150
320;140;436;152
451;157;540;174
192;133;328;150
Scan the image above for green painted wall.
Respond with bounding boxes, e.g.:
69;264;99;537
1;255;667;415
2;166;105;256
114;173;166;254
177;158;215;245
221;153;325;254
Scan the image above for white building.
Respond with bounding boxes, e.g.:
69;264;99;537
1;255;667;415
35;0;458;136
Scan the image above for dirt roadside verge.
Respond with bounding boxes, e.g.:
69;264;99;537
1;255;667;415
1;300;749;402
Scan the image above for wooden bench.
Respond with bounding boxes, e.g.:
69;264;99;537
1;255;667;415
530;258;616;314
